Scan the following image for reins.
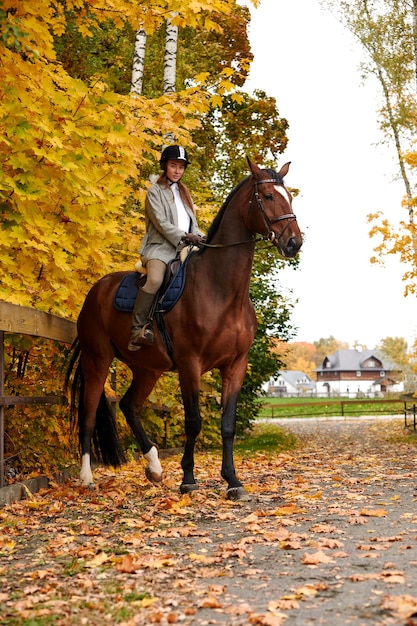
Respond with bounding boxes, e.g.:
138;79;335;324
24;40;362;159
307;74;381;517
198;177;297;249
199;237;256;249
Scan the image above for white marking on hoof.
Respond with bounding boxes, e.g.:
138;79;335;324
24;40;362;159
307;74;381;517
80;454;93;487
144;446;163;483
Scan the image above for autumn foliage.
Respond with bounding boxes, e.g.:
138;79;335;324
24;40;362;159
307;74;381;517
0;0;242;317
272;337;350;379
1;0;275;477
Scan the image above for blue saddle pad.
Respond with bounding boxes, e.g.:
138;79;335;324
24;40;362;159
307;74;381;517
113;272;139;312
113;253;193;314
158;252;192;313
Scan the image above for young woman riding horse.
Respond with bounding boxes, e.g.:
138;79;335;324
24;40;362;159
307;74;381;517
67;158;302;500
128;145;205;350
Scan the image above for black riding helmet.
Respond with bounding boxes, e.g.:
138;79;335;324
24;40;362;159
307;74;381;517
160;145;190;169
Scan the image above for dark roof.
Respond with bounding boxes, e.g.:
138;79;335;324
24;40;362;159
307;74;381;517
274;370;316;390
316;349;398;373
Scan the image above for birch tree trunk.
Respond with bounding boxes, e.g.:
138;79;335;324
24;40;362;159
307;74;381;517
164;16;178;94
131;28;147;95
163;15;178;143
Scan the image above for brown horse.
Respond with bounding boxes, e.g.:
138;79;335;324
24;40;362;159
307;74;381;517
66;159;302;499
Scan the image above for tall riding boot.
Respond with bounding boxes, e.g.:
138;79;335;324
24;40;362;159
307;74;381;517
128;288;156;350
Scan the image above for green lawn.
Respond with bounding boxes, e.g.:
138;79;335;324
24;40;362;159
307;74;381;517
256;396;404;419
235;423;298;454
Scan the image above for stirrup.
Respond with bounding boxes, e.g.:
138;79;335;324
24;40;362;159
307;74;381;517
140;324;154;344
128;324;154;350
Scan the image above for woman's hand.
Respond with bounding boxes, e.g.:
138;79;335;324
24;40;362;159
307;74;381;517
182;233;205;246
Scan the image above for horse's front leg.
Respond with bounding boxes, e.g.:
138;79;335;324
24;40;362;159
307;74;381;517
179;374;201;493
119;370;163;484
221;364;250;501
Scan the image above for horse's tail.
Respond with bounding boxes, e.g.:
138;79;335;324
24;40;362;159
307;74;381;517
65;338;126;467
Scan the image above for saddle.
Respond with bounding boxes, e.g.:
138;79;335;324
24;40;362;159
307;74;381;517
113;250;194;314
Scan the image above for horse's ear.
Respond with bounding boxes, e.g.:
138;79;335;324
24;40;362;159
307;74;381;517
278;162;291;179
246;157;263;178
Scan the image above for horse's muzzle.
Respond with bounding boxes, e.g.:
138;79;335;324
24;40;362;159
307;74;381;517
278;236;303;258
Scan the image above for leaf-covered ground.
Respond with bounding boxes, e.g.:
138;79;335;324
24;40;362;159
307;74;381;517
1;417;417;625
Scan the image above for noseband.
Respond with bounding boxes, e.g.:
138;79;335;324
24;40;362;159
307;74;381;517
252;178;297;243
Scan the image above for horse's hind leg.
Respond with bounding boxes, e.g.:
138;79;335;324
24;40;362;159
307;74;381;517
119;368;163;484
79;351;113;487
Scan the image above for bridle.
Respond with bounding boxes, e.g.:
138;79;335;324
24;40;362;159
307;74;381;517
252;178;297;244
199;177;297;249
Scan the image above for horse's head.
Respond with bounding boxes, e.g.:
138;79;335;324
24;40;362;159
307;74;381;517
246;158;303;258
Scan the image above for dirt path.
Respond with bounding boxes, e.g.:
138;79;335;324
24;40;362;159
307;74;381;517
1;417;417;625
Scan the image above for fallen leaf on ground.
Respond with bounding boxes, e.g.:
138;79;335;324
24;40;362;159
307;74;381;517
302;549;335;565
360;508;388;517
380;594;417;618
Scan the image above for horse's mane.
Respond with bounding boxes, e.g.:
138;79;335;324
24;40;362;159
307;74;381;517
205;176;250;244
204;168;284;246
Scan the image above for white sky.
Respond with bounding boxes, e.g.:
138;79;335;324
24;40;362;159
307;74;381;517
242;0;416;349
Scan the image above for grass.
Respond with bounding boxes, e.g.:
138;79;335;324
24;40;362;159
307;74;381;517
256;396;404;419
386;429;417;446
235;423;297;454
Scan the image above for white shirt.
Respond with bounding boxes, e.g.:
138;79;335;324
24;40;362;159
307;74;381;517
171;182;191;233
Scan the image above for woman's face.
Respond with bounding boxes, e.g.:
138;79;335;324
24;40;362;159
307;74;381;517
166;160;186;183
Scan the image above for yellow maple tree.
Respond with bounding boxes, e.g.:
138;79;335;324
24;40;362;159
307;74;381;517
368;144;417;299
0;0;259;475
0;0;251;318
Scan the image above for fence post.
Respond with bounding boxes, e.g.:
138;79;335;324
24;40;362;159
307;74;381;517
0;331;4;488
0;303;77;489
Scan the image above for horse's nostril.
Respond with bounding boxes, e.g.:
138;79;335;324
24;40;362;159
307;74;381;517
285;237;302;256
287;237;296;252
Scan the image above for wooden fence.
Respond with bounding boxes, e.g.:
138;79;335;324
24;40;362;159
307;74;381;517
261;397;417;430
261;398;404;418
0;301;77;488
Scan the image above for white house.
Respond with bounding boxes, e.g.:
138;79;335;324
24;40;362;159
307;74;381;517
315;348;403;397
266;370;316;397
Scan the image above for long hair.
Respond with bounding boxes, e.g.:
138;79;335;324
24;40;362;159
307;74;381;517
156;173;195;214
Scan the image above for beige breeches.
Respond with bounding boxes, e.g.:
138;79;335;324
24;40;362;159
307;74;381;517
142;259;166;294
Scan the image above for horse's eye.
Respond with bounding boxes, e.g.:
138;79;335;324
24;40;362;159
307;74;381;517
264;193;273;201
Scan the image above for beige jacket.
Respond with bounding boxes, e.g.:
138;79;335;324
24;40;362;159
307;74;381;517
139;180;203;266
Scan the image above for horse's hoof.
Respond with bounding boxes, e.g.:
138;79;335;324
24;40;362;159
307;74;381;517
180;483;199;494
227;486;250;501
81;481;95;490
145;467;163;485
